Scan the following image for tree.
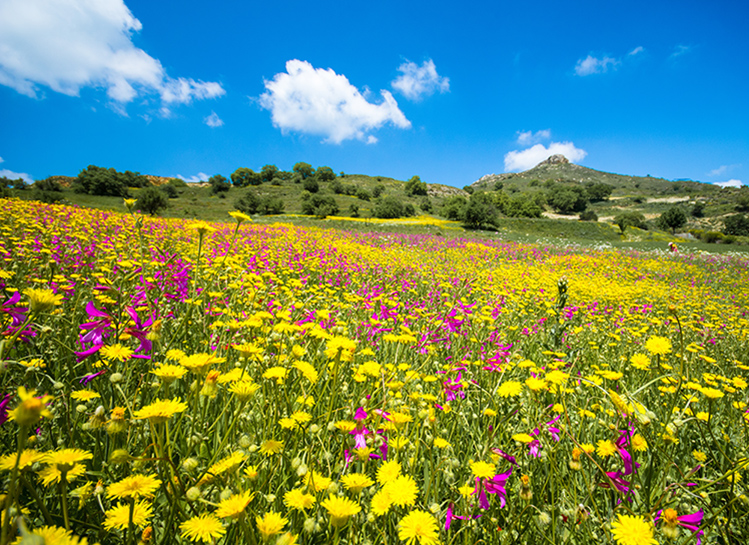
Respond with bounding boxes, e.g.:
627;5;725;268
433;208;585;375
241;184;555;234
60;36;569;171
691;201;705;218
122;171;150;188
234;190;262;214
136;187;169;215
260;165;279;183
316;166;336;182
546;185;589;214
209;174;230;195
462;192;500;229
75;165;130;197
302;195;339;218
372;184;385;198
293;162;315;179
231;168;261;187
723;214;749;236
613;212;647;234
584;182;614;202
303;177;319;193
579;210;598;222
404;175;427;196
657;206;687;234
373;196;405;219
441;196;467;221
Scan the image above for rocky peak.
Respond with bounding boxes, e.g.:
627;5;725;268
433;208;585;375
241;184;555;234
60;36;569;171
539;154;569;166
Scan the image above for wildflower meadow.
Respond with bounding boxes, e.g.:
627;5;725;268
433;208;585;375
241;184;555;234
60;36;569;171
1;198;748;545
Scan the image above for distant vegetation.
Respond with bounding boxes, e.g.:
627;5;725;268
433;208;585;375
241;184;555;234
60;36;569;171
4;155;749;247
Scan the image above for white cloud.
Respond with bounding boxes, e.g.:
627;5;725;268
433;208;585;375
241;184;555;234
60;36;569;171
670;45;692;59
714;179;744;189
628;46;645;56
259;59;411;144
0;0;224;111
177;172;209;184
504;142;587;172
517;129;551;145
574;55;619;76
391;59;449;101
708;164;740;177
204;111;224;128
0;168;33;184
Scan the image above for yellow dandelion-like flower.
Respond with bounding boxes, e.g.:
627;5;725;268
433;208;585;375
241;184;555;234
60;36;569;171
37;464;86;487
470;461;496;480
283;488;316;511
180;513;226;543
256;511;288;541
202;451;247;484
244;465;259;480
216;490;254;519
371;489;393;516
107;474;161;500
433;437;451;449
0;449;45;471
341;473;375;494
152;364;188;384
15;525;89;545
19;358;46;369
229;380;261;402
700;387;724;399
334;420;356;432
259;439;284;456
228;210;252;224
383;474;419;507
398;510;440;545
580;443;595;454
645;336;672;356
9;387;53;426
103;500;153;531
596;440;618;457
525;376;548;392
304;470;332;493
43;448;93;472
133;398;187;424
512;433;534;444
180;353;225;376
70;390;100;402
292;360;319;383
458;484;474;498
692;450;707;463
263;366;289;383
497;381;523;397
23;288;64;313
631;434;648;452
610;514;657;545
321;495;361;528
100;343;134;362
231;342;263;360
377;460;402;485
629;353;651;371
188;221;217;236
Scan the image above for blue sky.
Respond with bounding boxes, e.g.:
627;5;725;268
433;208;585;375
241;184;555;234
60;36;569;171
0;0;747;188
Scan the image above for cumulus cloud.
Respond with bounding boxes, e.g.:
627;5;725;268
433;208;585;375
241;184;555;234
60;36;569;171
0;0;224;111
504;142;587;172
0;168;33;184
628;46;645;56
714;179;744;189
391;59;449;101
204;111;224;128
259;59;411;144
177;173;209;184
517;129;551;145
574;54;620;76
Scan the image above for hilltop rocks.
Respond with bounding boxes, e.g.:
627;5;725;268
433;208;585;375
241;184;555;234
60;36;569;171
539;154;569;166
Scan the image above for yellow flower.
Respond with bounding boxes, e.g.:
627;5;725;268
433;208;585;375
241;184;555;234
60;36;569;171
629;353;651;371
433;437;451;449
700;387;724;399
244;465;259;480
100;343;133;362
497;381;523;397
152;364;188;384
107;474;161;500
9;387;53;426
0;450;44;471
133;398;187;424
103;500;153;531
180;353;225;376
692;450;707;463
321;496;361;528
596;440;618;457
341;473;374;494
610;514;657;545
255;511;288;541
631;434;648;452
43;448;93;473
371;489;393;516
525;376;548;392
188;221;217;236
124;198;137;210
216;490;254;519
180;513;226;542
645;336;672;356
202;451;247;484
229;380;261;401
263;366;289;383
398;510;440;545
283;488;316;511
23;288;64;313
292;360;319;383
70;390;100;402
15;525;89;545
383;475;419;507
259;439;284;456
512;433;534;444
229;210;252;224
377;460;402;485
470;461;496;480
38;464;86;487
304;470;332;493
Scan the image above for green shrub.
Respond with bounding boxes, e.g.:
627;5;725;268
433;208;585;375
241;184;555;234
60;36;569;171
136;187;169;215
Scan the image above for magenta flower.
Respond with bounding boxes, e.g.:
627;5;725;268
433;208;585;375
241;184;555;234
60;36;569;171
75;301;113;361
656;508;704;544
123;306;154;356
0;292;27;329
0;393;13;426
